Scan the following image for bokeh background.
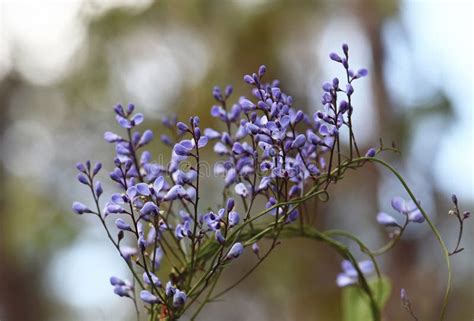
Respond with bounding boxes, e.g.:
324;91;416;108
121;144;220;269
0;1;472;320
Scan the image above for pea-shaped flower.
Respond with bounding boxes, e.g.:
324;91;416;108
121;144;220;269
227;242;244;259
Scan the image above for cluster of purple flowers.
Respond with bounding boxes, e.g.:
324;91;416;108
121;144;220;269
74;104;193;315
72;44;372;318
72;44;464;321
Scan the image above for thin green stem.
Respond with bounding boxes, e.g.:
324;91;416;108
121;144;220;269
364;157;452;321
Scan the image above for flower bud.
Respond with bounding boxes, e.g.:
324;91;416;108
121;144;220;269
77;174;89;185
342;43;349;56
94;181;103;197
215;230;225;244
72;202;92;215
451;194;458;205
173;290;187;307
329;52;342;62
243;75;255;85
365;148;376;157
176;122;189;131
227;242;244;259
346;83;354;96
226;198;235;211
225;85;233;97
252;242;260;257
140;290;159;304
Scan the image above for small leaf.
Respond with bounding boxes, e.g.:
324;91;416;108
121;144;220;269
342;276;391;321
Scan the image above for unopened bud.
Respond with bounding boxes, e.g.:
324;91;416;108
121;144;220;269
451;194;458;205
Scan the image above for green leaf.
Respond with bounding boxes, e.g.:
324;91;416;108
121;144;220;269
342;277;392;321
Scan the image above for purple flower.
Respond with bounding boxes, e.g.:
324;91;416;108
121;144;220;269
214;142;229;155
227;242;244;259
92;162;102;175
339;100;349;113
138;130;153;147
240;98;256;111
243;74;255;85
152;247;164;269
142;272;161;287
342;43;349;55
252;243;260;257
160;134;173;146
329;52;342;62
357;68;368;78
140;202;159;216
110;276;126;286
164;185;187;201
140;290;159;304
336;260;374;287
215;230;225;244
131;113;144;126
120;246;137;262
111;275;131;294
376;212;399;227
72;202;92;214
94;181;103;197
165;281;175;297
228;211;240;227
204;128;221;139
391;196;424;223
115;218;132;231
225;168;237;187
235;183;250;198
291;134;306;149
346;84;354;96
77;174;89;185
126;103;135;114
258;176;272;191
212;86;223;101
106;202;126;214
226;198;235;211
176;122;189;131
408;210;424;223
197;136;208;148
116;115;132;129
322;81;333;92
76;162;86;173
174;143;192;156
113;285;132;298
204;210;225;231
175;220;192;240
401;288;408;301
288;185;301;198
135;183;151;196
365;148;376;157
286;209;299;223
225;85;233;97
173;289;187;307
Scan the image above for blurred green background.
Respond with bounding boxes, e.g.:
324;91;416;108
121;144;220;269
0;1;472;320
